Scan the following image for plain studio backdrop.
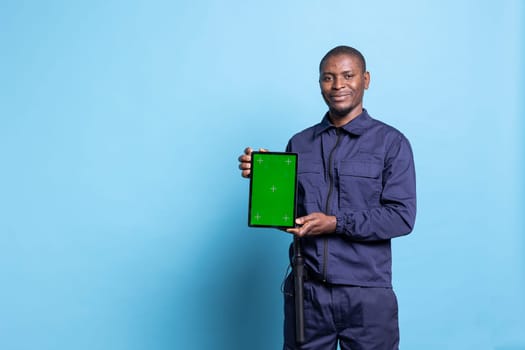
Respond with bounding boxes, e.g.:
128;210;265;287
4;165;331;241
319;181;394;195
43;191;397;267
0;1;524;349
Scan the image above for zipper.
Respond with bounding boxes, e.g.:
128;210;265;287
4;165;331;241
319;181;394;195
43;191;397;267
322;128;342;282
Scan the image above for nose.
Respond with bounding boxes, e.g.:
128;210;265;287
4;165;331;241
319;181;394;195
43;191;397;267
332;76;344;90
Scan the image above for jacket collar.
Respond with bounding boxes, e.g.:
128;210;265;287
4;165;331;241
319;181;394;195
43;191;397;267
315;108;373;137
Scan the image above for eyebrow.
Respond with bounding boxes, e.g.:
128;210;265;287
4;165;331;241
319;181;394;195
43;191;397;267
321;70;355;75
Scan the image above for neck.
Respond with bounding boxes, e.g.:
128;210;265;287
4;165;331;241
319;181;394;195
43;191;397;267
328;106;363;127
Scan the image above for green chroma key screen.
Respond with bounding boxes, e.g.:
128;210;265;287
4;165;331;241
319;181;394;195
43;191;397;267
248;152;298;228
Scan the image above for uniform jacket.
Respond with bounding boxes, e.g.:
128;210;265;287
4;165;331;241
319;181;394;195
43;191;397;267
286;109;416;287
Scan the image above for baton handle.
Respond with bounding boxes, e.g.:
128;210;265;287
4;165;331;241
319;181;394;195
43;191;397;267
293;236;305;344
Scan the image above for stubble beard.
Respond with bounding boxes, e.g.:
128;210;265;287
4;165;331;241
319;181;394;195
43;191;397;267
322;94;358;121
329;106;353;119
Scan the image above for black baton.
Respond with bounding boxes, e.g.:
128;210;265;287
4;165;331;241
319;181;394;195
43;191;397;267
292;235;305;344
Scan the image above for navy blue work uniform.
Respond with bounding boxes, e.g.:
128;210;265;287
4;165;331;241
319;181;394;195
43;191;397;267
283;109;416;350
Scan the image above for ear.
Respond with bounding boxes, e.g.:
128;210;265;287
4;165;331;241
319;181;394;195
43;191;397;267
364;71;371;90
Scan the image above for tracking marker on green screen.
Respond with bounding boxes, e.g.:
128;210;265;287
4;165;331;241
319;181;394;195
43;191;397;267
248;152;298;228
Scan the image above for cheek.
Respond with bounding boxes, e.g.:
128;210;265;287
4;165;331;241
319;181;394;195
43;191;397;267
351;84;365;95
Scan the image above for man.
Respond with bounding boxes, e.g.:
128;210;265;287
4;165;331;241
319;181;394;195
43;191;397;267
238;46;416;350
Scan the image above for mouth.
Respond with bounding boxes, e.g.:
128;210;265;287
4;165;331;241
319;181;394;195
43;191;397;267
330;94;351;102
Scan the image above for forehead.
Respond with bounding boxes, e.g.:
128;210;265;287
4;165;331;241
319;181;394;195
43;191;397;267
321;54;363;73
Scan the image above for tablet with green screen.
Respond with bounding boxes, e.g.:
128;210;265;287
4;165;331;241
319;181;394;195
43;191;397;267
248;152;298;228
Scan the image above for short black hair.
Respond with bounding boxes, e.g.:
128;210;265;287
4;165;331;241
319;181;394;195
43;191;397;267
319;46;367;73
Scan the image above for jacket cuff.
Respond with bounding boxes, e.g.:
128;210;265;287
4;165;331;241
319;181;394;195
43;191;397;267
335;213;355;235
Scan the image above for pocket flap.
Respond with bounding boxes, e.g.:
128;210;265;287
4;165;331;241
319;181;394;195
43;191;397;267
298;161;322;174
339;161;381;178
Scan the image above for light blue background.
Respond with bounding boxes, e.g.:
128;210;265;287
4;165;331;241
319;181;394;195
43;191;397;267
1;1;524;349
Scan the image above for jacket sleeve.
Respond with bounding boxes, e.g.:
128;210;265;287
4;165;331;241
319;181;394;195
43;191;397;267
335;134;417;241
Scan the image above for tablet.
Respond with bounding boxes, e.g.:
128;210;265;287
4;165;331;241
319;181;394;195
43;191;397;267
248;152;298;228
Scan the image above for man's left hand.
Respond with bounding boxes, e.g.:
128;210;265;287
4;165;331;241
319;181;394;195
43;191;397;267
286;213;337;237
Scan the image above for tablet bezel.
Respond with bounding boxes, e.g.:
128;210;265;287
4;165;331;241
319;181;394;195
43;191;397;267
248;151;298;229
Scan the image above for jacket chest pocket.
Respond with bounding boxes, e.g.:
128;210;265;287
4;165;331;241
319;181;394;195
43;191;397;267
297;161;323;213
338;160;382;209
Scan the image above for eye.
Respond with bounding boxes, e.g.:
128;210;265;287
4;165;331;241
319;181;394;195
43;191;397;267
344;74;354;80
322;76;333;82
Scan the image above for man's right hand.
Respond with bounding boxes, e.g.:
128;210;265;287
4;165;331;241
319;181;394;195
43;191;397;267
238;147;268;178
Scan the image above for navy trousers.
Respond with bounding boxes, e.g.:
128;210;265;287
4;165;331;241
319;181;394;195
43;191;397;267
283;275;399;350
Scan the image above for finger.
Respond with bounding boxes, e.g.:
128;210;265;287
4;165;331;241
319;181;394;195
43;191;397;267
238;154;252;162
296;227;309;237
259;148;268;152
287;227;307;236
289;221;309;237
242;170;251;178
244;147;253;155
295;214;313;225
238;162;251;170
295;217;305;225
